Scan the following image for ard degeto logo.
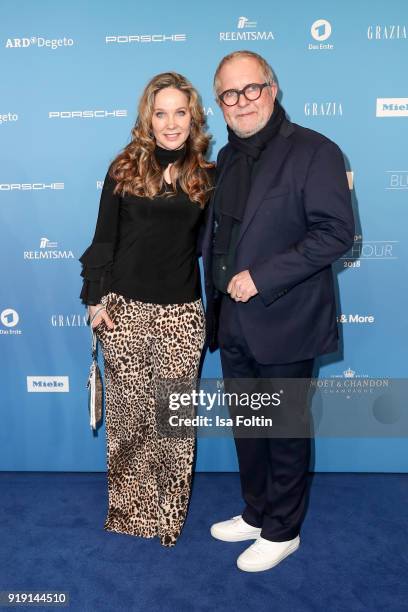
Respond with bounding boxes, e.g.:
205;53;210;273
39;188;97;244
5;36;74;49
0;112;18;125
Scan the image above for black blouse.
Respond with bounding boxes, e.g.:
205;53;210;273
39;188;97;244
79;169;210;306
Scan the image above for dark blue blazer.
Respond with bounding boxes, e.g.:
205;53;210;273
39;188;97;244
201;117;355;364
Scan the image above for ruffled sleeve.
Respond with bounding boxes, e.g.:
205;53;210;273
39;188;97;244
79;169;121;305
79;242;116;305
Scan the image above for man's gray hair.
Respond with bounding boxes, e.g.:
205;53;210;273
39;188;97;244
213;50;276;96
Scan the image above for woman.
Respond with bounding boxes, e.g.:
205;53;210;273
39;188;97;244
79;72;214;547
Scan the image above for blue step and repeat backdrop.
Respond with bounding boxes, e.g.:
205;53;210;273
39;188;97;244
1;0;407;472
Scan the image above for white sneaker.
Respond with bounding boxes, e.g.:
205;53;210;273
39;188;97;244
210;515;262;542
237;535;300;572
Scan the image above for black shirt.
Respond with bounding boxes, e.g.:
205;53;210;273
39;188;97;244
79;171;205;305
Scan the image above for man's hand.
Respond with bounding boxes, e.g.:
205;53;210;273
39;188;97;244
88;304;114;330
227;270;258;302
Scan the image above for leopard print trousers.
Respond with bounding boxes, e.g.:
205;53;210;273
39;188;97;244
95;291;206;547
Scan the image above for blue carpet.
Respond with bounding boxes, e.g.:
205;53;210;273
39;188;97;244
0;472;407;611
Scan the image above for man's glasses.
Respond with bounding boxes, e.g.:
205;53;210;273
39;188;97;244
218;82;272;107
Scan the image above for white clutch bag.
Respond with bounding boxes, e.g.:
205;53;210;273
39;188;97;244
86;329;103;430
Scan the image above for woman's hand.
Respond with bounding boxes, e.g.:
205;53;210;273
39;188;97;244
88;304;114;331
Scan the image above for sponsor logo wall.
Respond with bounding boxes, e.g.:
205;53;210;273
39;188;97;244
1;2;407;473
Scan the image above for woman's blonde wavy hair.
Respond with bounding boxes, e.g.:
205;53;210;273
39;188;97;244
109;72;214;208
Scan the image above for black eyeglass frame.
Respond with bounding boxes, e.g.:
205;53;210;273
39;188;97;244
218;82;272;106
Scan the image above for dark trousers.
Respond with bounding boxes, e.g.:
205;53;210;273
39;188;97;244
218;295;314;542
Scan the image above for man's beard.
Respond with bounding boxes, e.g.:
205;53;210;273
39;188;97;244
230;112;271;139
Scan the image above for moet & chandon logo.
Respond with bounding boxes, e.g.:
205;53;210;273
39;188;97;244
24;237;74;260
314;369;389;399
220;17;275;42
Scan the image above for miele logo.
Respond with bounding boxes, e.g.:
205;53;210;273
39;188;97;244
5;37;74;49
24;237;74;260
337;314;375;324
0;112;18;125
220;17;275;41
0;182;64;191
367;25;407;40
49;110;127;119
27;376;69;392
304;102;343;116
376;98;408;117
51;314;88;327
105;34;186;44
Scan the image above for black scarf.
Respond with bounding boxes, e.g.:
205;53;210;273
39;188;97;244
154;144;186;168
213;99;285;255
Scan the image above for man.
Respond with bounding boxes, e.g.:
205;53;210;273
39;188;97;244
201;50;354;572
